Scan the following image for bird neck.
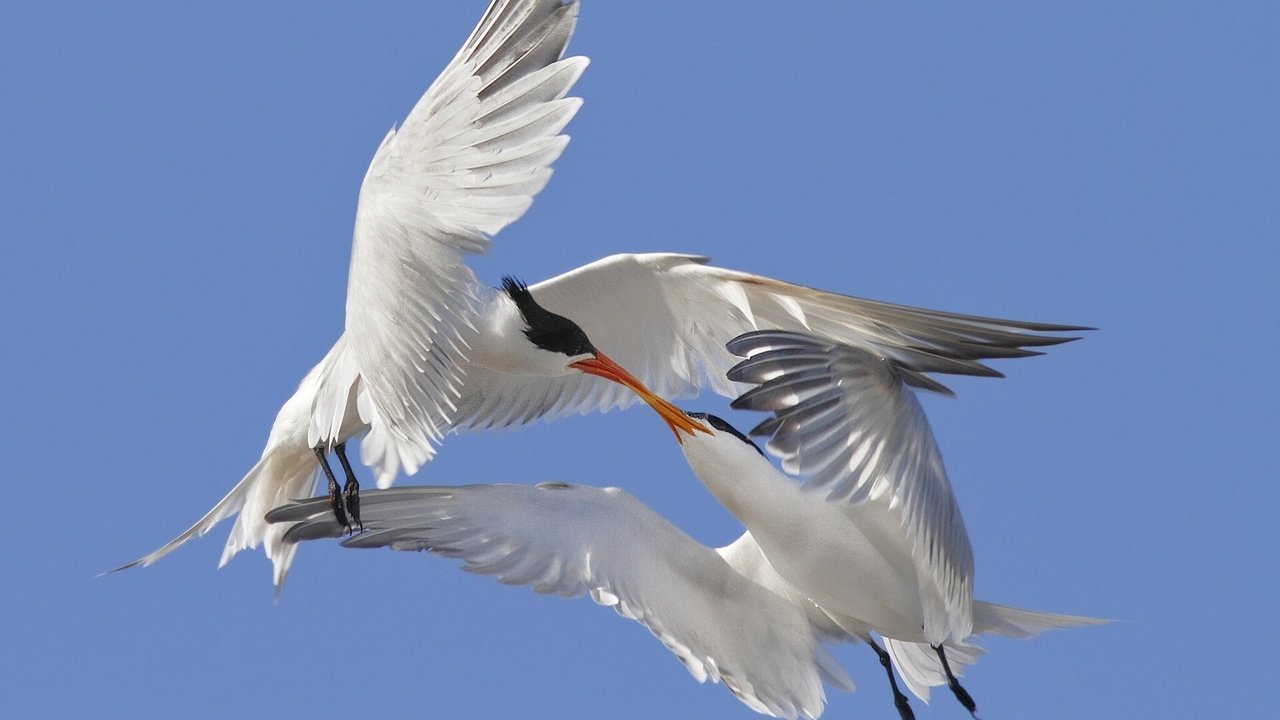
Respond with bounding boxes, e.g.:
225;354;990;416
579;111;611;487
682;434;793;527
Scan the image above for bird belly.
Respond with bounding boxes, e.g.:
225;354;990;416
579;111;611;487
752;496;930;641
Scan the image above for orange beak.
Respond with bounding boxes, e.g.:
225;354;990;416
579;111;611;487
570;352;710;443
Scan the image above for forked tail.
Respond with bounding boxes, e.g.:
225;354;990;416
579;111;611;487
884;600;1106;701
972;599;1108;638
107;445;318;589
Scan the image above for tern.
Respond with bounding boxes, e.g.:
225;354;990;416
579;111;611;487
114;0;1087;590
695;329;1105;717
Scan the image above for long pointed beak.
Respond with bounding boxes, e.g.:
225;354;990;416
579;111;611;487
570;352;710;443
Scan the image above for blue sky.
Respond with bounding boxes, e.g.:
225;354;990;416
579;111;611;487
3;2;1276;718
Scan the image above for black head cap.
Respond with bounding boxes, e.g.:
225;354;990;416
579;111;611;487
684;412;765;456
502;276;597;357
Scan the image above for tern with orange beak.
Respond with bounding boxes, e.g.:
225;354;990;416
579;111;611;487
111;0;1086;590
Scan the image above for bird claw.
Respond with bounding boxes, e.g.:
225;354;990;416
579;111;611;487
934;644;978;718
893;695;916;720
343;478;363;534
327;484;350;531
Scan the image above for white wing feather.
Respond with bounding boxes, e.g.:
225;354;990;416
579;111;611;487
317;0;588;479
726;330;974;644
269;484;851;719
450;253;1084;433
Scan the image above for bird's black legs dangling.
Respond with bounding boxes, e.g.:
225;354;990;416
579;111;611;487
334;443;362;532
866;636;915;720
313;446;348;529
933;643;978;717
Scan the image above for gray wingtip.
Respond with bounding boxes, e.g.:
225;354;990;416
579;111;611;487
97;559;142;578
281;520;348;544
726;330;821;359
265;498;332;524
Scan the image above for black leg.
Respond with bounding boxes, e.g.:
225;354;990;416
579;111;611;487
866;636;915;720
334;443;362;532
313;446;349;530
933;644;978;717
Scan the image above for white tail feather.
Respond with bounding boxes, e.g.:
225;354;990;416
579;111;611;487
972;600;1108;638
218;447;319;588
882;601;1105;702
884;638;984;703
109;452;273;573
108;444;318;590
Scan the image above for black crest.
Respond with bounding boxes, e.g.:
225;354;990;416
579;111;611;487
684;412;765;456
501;276;597;357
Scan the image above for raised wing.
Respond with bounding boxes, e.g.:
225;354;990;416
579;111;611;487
727;330;974;644
323;0;589;477
452;252;1086;432
269;483;852;719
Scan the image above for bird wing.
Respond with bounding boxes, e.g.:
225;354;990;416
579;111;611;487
451;252;1084;432
726;329;975;644
268;483;851;719
318;0;588;477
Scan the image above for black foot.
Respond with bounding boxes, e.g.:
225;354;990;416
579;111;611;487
893;692;915;720
335;443;363;532
933;644;978;718
314;446;349;529
948;679;977;718
343;479;361;532
867;636;915;720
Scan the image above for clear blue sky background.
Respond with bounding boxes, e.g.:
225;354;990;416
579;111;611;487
3;2;1276;719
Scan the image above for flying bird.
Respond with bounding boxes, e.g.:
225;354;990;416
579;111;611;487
685;329;1106;717
113;0;1087;591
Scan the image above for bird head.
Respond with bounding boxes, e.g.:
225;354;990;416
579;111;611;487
502;276;598;361
682;412;764;456
501;276;708;441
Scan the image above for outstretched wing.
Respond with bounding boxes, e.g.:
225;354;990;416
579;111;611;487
269;484;851;719
727;330;974;645
315;0;589;479
450;253;1086;432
